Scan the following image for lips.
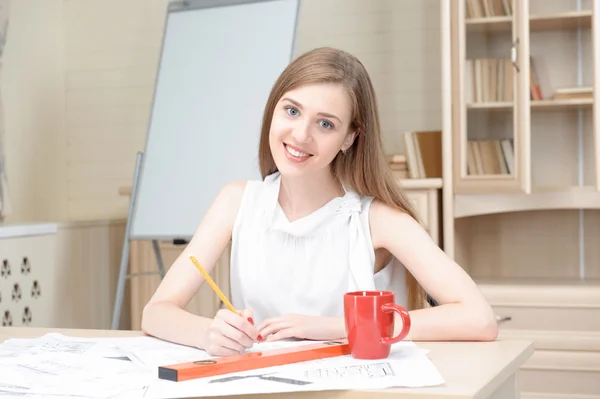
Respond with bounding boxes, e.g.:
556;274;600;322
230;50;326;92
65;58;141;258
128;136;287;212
284;143;313;158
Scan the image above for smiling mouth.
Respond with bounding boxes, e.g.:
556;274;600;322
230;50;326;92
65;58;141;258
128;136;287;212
284;143;313;158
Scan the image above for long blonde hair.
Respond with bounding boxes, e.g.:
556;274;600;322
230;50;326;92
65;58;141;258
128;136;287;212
258;47;426;310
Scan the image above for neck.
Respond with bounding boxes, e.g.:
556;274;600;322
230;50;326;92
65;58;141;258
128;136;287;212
278;169;344;222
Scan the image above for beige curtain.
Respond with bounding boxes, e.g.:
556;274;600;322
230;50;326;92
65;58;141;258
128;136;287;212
0;0;11;218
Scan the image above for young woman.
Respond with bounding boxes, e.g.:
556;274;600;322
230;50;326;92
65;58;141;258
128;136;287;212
141;47;498;356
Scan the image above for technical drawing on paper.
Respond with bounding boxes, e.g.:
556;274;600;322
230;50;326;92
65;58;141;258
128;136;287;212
25;338;96;355
304;362;395;379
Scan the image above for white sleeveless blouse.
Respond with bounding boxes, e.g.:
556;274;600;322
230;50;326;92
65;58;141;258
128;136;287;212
230;172;408;324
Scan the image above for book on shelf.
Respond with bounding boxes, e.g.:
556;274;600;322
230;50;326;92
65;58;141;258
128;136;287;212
402;131;442;179
386;153;407;164
529;56;543;100
552;86;593;100
466;0;512;19
465;58;514;103
386;153;409;179
467;139;514;176
465;56;543;103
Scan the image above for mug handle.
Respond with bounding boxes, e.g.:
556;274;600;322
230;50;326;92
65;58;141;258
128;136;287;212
380;303;411;345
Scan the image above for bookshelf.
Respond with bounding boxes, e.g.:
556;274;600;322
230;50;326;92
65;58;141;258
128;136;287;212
446;0;600;274
442;1;600;397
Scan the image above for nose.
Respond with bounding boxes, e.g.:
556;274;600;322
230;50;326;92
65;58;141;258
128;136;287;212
290;121;311;143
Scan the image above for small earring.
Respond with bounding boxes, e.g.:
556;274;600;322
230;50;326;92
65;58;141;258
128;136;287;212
342;149;347;155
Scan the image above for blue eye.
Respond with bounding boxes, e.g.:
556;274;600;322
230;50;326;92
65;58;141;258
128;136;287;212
320;120;333;129
285;106;299;116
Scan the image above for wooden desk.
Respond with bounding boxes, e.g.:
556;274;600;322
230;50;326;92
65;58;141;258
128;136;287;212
1;327;533;399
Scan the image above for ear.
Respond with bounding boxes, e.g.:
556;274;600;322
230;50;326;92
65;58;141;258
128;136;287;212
341;130;358;152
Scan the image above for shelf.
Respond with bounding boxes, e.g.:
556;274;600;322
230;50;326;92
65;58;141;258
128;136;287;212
476;278;600;302
475;277;600;287
467;101;513;110
497;329;600;352
462;174;513;180
532;98;594;109
466;98;593;110
454;186;600;218
397;178;443;190
530;10;592;31
466;10;592;34
465;16;512;34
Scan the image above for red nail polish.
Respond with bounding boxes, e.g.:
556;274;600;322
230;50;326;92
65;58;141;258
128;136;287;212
248;317;254;325
257;334;264;341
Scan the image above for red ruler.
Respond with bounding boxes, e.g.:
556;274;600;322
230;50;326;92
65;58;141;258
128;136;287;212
158;339;351;382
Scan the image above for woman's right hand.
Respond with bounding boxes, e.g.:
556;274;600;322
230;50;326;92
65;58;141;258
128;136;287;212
204;309;262;356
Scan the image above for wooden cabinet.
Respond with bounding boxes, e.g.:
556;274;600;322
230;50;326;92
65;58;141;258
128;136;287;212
451;0;600;196
0;224;58;328
441;1;600;397
482;283;600;398
0;220;127;331
53;220;130;330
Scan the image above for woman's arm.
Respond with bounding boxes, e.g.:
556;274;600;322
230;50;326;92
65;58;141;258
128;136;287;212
369;199;498;342
140;180;251;349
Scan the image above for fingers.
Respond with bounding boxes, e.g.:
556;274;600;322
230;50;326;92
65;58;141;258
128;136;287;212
215;310;257;346
265;328;296;342
256;316;285;332
259;321;291;339
239;308;255;326
207;332;245;356
238;309;265;341
217;309;261;341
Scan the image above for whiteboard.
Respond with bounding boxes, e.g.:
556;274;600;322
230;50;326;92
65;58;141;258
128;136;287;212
130;0;299;240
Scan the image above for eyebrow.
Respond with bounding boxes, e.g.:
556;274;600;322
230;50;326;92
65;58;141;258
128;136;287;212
281;97;343;124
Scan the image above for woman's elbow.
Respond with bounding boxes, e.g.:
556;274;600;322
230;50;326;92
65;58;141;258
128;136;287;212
140;302;155;336
479;316;499;341
474;305;499;341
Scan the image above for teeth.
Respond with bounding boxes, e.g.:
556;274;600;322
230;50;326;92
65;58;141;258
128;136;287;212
286;145;310;158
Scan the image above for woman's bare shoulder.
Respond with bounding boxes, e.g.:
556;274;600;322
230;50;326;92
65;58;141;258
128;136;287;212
213;180;249;219
219;180;248;200
368;198;423;249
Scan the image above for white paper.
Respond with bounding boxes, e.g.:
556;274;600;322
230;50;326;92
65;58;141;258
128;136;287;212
0;332;127;360
0;333;444;398
0;334;152;398
0;351;150;398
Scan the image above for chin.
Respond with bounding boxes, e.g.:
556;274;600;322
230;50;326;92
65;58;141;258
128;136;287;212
275;159;311;178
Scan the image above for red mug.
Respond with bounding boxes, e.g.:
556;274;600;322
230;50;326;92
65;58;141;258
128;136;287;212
343;290;411;359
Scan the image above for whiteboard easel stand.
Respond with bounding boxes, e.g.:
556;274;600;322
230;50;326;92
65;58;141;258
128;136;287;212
111;151;167;330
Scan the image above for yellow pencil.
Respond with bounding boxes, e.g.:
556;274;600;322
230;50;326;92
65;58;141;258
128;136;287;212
189;255;238;314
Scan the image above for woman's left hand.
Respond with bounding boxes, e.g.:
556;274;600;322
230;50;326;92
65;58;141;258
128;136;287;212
256;314;345;342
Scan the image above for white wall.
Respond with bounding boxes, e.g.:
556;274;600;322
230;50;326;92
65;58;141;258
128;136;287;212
296;0;442;154
2;0;442;223
2;0;68;223
63;0;170;220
